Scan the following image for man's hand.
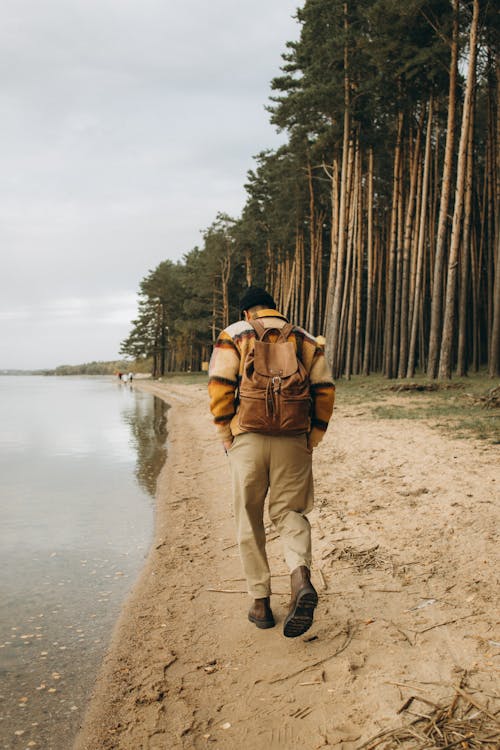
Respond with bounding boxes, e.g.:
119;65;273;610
223;439;234;454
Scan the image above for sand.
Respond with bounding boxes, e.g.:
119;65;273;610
73;381;499;750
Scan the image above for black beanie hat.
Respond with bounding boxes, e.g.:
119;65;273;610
239;286;276;315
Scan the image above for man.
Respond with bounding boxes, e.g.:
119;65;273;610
208;286;335;637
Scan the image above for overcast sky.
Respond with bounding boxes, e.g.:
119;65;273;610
0;0;299;369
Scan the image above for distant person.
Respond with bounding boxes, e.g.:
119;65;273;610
128;372;134;384
117;371;123;381
208;286;335;637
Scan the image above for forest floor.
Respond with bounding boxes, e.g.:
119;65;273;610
73;376;500;750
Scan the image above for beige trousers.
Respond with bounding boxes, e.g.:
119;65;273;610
227;432;314;598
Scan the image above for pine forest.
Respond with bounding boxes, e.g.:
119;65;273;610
120;0;500;380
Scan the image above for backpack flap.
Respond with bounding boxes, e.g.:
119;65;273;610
253;340;298;378
250;321;297;378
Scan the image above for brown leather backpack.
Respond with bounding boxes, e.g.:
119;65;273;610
237;320;311;435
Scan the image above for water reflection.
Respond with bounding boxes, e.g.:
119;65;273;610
0;377;164;750
122;393;168;497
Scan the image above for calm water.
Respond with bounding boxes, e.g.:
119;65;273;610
0;376;167;750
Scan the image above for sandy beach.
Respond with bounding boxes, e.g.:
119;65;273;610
73;381;500;750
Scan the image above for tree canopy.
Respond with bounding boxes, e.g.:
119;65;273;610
122;0;500;378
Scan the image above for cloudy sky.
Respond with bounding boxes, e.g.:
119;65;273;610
0;0;299;369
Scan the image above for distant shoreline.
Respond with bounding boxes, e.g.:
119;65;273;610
0;363;145;377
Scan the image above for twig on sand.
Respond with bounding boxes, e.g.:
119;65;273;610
398;695;443;712
416;612;480;636
386;681;434;693
222;574;290;582
387;620;415;646
163;656;178;676
206;588;289;595
317;568;328;590
269;624;356;685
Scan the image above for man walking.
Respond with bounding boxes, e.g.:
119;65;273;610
208;287;335;637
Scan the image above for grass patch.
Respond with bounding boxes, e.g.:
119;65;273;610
336;371;500;444
157;372;208;386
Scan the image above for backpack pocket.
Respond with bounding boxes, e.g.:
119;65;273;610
238;389;278;432
279;395;311;433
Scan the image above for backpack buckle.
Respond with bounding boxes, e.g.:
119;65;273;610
271;375;282;392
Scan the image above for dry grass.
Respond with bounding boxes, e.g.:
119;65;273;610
157;372;208;385
359;679;500;749
336;543;391;572
337;372;500;444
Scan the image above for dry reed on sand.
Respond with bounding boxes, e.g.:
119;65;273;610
358;681;500;749
337;544;390;572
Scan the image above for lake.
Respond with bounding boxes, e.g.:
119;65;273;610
0;376;167;750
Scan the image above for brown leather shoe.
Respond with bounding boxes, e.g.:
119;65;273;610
283;566;318;638
248;597;275;629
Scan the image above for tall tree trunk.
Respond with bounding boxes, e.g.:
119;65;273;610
489;59;500;375
490;236;500;376
470;229;479;371
336;137;357;376
328;136;354;375
211;288;217;342
353;153;363;374
317;215;324;333
306;158;317;332
427;0;459;378
324;156;340;333
457;95;475;376
439;0;479;378
220;246;232;330
324;1;350;372
407;147;424;354
392;147;405;376
374;230;384;372
408;97;433;377
398;110;424;377
362;147;374;375
244;248;252;286
266;240;274;293
384;110;404;377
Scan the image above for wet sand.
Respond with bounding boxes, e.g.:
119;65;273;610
73;381;500;749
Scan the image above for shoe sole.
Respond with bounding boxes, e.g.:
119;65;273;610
283;589;318;638
248;614;275;629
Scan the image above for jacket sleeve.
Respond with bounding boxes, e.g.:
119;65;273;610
208;331;240;441
308;349;335;448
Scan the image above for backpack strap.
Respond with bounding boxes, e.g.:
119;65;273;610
249;320;267;340
250;319;294;342
279;323;294;342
